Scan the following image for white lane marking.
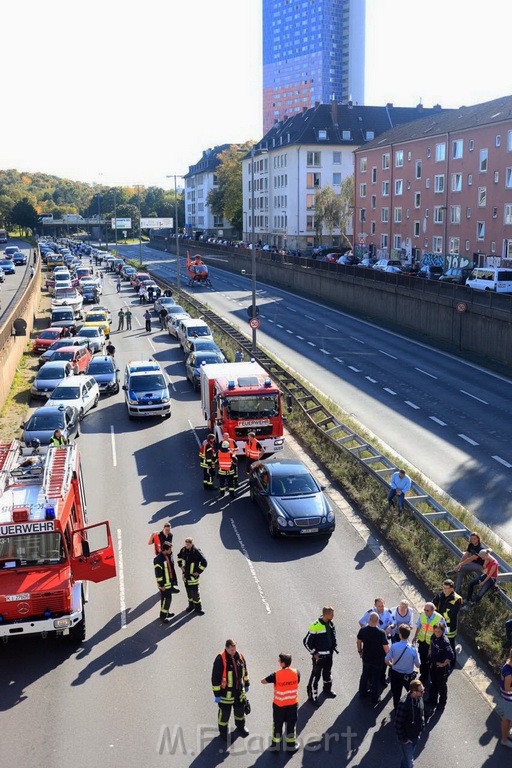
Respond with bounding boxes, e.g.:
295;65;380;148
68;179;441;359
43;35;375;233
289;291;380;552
305;314;316;321
348;365;361;372
276;323;284;328
286;306;297;313
135;316;142;327
148;338;156;352
334;357;344;363
326;324;339;332
351;336;365;344
117;528;127;629
296;335;304;340
380;350;397;359
405;401;420;409
459;434;479;446
230;519;271;614
460;389;489;405
430;416;447;426
166;374;176;392
260;314;266;319
110;425;117;467
267;318;274;323
384;387;397;395
286;329;294;334
188;419;201;447
493;455;512;468
320;349;331;355
366;376;377;383
307;341;316;347
415;367;438;379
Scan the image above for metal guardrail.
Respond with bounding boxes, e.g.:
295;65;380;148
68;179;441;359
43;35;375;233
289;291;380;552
143;264;512;612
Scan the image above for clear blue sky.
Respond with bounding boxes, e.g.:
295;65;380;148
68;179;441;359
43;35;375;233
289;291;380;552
1;0;511;188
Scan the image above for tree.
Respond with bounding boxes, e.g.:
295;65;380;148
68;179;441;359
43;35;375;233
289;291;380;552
338;175;354;248
206;141;255;233
313;178;354;247
10;198;38;234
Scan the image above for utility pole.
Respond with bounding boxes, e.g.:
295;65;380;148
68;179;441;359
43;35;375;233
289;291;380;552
166;174;182;289
137;185;142;267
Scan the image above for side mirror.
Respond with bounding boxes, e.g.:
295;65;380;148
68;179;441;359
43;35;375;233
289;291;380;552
286;394;293;413
116;368;120;373
122;385;127;391
20;423;25;430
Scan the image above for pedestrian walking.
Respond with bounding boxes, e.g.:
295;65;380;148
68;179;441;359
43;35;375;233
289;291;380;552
386;624;420;709
143;309;152;332
261;653;300;754
244;431;263;471
199;433;217;490
117;308;125;331
154;542;178;623
147;285;154;303
387;468;412;511
498;651;512;749
158;307;168;330
125;308;132;330
303;606;338;706
33;249;37;265
139;286;145;304
412;603;445;684
433;579;462;669
116;276;121;293
465;549;500;606
449;532;485;593
394;680;425;768
218;441;236;497
30;266;35;279
222;431;238;486
356;612;390;704
211;639;250;742
426;623;454;711
389;600;414;643
177;537;207;614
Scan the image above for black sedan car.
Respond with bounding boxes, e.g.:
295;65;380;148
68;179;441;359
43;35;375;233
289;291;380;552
185;349;225;390
86;355;120;395
249;460;335;538
12;251;27;265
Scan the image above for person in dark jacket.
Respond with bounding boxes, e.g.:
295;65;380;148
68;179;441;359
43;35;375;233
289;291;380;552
426;623;454;710
177;537;207;614
211;639;250;741
433;579;462;669
356;612;390;704
154;542;178;622
303;606;338;705
395;680;425;768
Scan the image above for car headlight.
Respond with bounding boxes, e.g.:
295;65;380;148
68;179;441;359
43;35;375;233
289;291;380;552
274;438;284;446
276;516;287;528
53;617;71;628
161;397;170;403
128;398;138;405
327;510;335;522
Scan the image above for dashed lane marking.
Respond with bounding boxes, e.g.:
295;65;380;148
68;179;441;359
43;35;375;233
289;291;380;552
384;387;397;395
334;357;344;363
415;367;438;379
351;336;365;344
348;365;361;372
430;416;447;426
286;329;294;334
405;401;420;409
276;324;284;328
188;420;201;447
325;324;339;332
305;314;316;321
366;376;377;383
148;338;156;352
379;350;397;359
460;389;489;405
492;455;512;469
117;528;127;629
230;519;271;614
296;335;304;340
110;425;117;467
307;341;316;347
459;434;479;446
320;348;331;355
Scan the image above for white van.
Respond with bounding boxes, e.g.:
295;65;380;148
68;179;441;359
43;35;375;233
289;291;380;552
465;267;512;293
176;317;214;351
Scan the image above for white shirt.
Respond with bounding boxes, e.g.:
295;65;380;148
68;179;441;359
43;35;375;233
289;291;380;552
358;607;394;632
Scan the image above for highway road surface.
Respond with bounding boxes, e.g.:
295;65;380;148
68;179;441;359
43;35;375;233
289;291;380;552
0;271;506;768
0;238;32;321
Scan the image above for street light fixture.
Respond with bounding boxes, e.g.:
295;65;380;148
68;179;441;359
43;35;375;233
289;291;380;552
166;174;183;290
248;146;267;353
135;184;143;267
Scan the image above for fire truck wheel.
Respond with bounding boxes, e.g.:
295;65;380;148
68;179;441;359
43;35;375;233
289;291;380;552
68;610;86;645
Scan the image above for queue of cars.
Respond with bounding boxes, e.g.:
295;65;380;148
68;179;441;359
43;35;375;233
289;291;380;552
0;243;27;283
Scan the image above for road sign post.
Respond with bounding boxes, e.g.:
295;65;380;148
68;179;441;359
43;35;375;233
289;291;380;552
249;317;260;330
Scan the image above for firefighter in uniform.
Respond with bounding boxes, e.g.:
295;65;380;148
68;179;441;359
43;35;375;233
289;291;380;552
412;602;445;684
261;653;300;753
199;433;217;490
212;639;250;741
244;431;263;470
218;441;236;497
148;524;180;592
303;606;338;705
433;579;462;670
154;542;178;622
222;431;238;486
177;537;207;614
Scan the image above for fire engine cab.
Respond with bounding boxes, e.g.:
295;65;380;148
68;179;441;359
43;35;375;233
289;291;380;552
200;361;285;455
0;440;116;643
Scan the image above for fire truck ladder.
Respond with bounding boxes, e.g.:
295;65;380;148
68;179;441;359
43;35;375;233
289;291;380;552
0;440;22;497
42;446;75;501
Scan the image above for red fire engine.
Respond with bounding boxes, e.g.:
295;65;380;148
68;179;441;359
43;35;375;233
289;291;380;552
0;440;116;643
200;361;285;455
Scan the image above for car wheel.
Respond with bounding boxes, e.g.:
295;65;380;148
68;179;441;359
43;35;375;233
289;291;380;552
78;407;85;421
113;383;120;395
93;394;99;408
249;484;257;504
268;516;279;538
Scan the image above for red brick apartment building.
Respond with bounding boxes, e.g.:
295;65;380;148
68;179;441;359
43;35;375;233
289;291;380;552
353;95;512;267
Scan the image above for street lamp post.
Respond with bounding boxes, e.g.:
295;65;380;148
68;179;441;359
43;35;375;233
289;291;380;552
113;188;118;250
250;149;257;353
137;185;142;267
166;174;182;290
96;194;102;249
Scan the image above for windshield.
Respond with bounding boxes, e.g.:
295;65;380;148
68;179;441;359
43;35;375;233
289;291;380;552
89;361;113;373
77;328;99;338
226;394;279;418
26;412;64;429
51;386;80;399
0;532;65;566
51;351;74;361
271;472;319;496
168;306;186;315
195;355;221;367
53;311;73;319
130;374;166;392
54;289;76;298
38;367;67;380
85;314;105;322
39;330;60;340
187;326;210;338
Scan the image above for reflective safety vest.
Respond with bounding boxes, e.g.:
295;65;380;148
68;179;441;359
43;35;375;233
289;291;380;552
199;440;215;468
51;436;67;446
417;610;443;644
223;437;237;455
245;437;262;459
273;667;299;707
219;650;247;689
218;448;234;472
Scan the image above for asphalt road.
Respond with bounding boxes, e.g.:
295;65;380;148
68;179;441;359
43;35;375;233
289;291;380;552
117;242;512;545
0;238;32;320
0;273;506;768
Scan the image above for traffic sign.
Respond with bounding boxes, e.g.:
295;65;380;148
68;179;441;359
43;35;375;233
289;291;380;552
249;317;260;329
456;301;468;314
247;305;260;319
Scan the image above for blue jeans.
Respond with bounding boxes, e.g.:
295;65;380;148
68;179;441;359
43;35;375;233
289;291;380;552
398;739;418;768
467;574;495;603
388;488;405;511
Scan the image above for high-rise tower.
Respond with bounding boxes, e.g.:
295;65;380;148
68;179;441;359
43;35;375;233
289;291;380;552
262;0;365;134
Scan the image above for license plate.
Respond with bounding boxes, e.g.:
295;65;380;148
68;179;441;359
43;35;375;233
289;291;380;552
6;593;30;601
300;528;318;534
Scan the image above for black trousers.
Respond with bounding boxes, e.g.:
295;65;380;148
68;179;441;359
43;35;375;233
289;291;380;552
219;469;235;494
307;653;333;693
390;668;416;709
418;641;431;683
159;587;173;619
185;582;201;608
217;697;245;735
272;703;297;748
202;465;215;488
145;319;151;331
358;662;382;703
427;666;449;707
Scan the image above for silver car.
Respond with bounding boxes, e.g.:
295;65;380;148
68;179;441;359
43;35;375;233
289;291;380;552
74;325;106;353
30;361;74;400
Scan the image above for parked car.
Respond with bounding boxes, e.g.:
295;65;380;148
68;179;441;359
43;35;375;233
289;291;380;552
32;327;65;354
0;258;15;275
122;359;171;419
50;307;76;328
74;325;106;353
187;338;226;359
86;355;120;395
12;251;26;265
154;295;176;314
48;345;92;374
167;309;190;338
121;265;137;280
47;374;100;418
3;246;20;258
185;350;226;390
372;259;402;271
249;459;335;538
21;404;80;446
416;264;443;280
438;267;474;285
30;361;74;400
39;337;92;367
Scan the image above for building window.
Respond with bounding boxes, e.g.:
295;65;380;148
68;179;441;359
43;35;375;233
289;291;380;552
414;220;420;237
427;147;431;158
434;206;444;224
359;182;366;196
306;215;315;231
477;221;485;240
395;179;403;195
508;131;512;151
468;174;473;186
466;207;472;218
496;135;501;147
370;221;376;234
479;148;488;172
415;160;422;179
395;150;404;167
425;178;430;188
494;171;499;183
360;157;367;172
306;194;315;211
380;233;388;248
360;208;366;223
414;192;421;208
452;139;463;159
469;140;474;151
381;207;389;223
306;172;321;188
450;205;461;224
371;195;377;209
434;175;445;193
506;167;512;188
491;241;496;252
449;237;460;254
433;236;443;253
465;239;470;251
333;173;342;185
493;206;498;218
435;142;446;161
318;130;327;140
333;151;341;164
307;151;321;166
478;187;487;207
451;172;462;192
366;131;375;140
382;180;389;196
393;234;402;249
371;167;377;183
394;207;402;223
342;130;351;140
382;153;390;170
505;204;512;225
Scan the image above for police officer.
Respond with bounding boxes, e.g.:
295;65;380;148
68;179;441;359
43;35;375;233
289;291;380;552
222;431;238;486
303;606;338;705
154;542;177;623
199;433;216;490
261;653;300;753
212;639;250;741
218;441;236;497
433;579;462;670
385;624;420;709
426;623;454;711
177;537;207;614
244;431;263;470
51;429;68;446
